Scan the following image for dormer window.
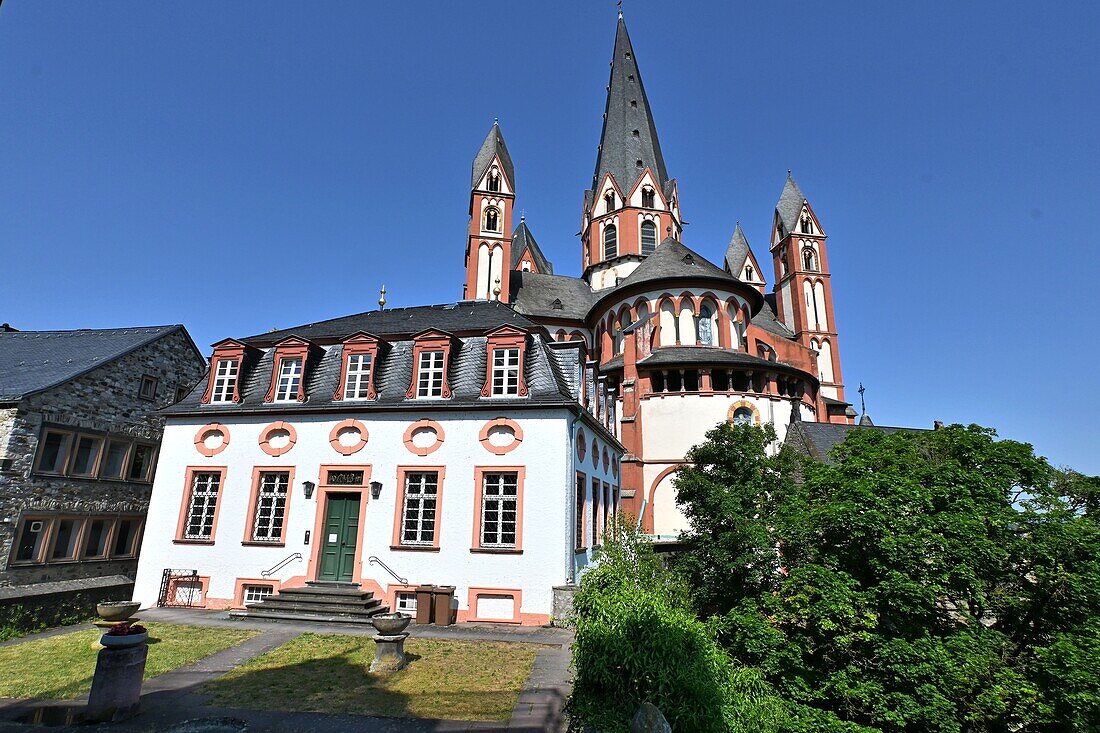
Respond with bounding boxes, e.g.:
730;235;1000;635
640;220;657;255
641;187;655;208
263;337;313;404
483;207;500;232
210;359;238;403
344;354;372;398
333;332;385;401
604;191;615;214
274;357;303;402
482;325;529;398
603;224;618;259
487;170;501;192
417;351;445;397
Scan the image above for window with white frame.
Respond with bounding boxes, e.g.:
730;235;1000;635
491;348;521;396
210;359;239;403
251;471;290;542
343;353;373;399
417;350;445;397
480;472;519;548
396;592;417;613
401;471;439;545
243;584;274;604
184;472;221;540
274;357;303;402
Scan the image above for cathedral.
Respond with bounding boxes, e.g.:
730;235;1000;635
463;15;852;536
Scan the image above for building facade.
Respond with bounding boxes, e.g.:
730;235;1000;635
466;16;855;537
131;303;621;623
0;325;205;588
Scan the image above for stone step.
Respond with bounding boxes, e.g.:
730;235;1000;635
228;609;385;626
250;598;384;616
273;592;377;607
277;585;375;599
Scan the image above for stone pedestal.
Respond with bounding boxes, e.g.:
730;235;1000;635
369;633;409;673
86;643;148;722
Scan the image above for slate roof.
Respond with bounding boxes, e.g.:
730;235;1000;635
591;16;669;192
241;301;541;345
776;174;807;235
788;422;928;464
636;346;816;381
510;272;596;322
724;223;752;275
754;294;796;339
615;237;736;292
471;122;515;189
511;220;553;275
0;325;186;401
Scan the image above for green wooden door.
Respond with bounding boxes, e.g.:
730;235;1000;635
319;493;360;582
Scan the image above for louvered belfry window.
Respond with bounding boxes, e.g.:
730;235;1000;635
251;471;289;542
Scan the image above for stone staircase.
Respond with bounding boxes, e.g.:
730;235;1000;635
228;581;389;626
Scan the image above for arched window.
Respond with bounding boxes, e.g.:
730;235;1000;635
640;221;657;255
641;187;655;208
659;301;678;346
678;303;696;345
697;304;715;346
487;171;501;192
604;191;616;214
803;249;817;271
801;215;813;234
603;224;618;259
744;265;754;280
484;207;500;232
780;245;789;275
732;407;754;426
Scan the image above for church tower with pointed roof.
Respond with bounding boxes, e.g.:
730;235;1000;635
465;122;517;302
581;14;683;291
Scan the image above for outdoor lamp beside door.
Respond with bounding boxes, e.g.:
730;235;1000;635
302;480;315;499
370;480;383;500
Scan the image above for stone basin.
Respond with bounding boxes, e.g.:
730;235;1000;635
97;601;140;622
372;613;411;635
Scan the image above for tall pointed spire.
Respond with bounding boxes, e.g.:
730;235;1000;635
471;121;515;189
724;222;752;274
775;172;807;235
591;16;669;191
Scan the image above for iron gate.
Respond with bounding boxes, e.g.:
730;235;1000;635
157;568;200;608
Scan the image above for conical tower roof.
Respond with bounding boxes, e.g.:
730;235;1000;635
591;16;669;191
776;173;808;234
724;223;752;275
472;121;515;189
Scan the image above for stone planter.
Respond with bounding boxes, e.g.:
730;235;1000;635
100;631;148;648
372;613;411;635
97;601;140;622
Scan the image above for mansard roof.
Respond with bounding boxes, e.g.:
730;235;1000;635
510;271;597;321
776;174;808;235
724;223;752;275
591;16;669;192
241;300;540;345
511;220;553;274
0;325;194;401
471;121;515;189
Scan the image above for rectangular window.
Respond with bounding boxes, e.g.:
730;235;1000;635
251;471;290;542
68;435;103;477
35;430;72;474
417;350;445;397
101;440;130;480
491;348;521;396
395;592;417;613
184;472;222;540
112;519;141;557
83;519;110;559
13;518;49;563
401;471;439;545
211;359;239;403
603;482;611;538
591;477;601;546
481;472;519;548
50;518;82;561
343;353;373;399
575;473;586;550
139;374;158;401
128;443;156;482
243;584;274;604
175;385;190;403
274;357;303;402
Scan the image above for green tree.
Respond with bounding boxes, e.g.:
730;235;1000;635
674;422;1100;733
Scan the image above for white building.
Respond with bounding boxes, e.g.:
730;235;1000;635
132;301;621;624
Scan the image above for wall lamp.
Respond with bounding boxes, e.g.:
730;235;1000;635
370;480;383;500
302;480;316;500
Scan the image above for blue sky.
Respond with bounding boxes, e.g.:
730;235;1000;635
1;2;1097;474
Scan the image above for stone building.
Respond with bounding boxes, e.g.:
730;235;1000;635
0;324;205;588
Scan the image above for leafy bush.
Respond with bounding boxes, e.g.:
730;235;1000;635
569;518;782;733
0;595;95;642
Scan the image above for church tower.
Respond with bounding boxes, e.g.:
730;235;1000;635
465;122;516;302
581;14;682;291
770;174;848;414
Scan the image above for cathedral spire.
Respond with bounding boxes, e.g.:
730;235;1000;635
591;16;668;192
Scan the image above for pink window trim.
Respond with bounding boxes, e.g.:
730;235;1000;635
193;423;230;457
332;332;383;401
174;466;227;543
402;419;445;457
258;421;298;457
478;417;524;455
390;465;446;550
471;465;526;552
405;331;455;399
241;465;296;547
465;586;523;624
328;419;369;456
201;339;250;404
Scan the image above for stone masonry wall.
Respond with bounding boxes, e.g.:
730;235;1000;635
0;329;205;587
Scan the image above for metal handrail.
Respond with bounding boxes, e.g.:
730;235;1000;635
261;552;302;578
368;556;408;584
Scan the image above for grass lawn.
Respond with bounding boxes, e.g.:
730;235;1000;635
205;633;540;722
0;623;259;700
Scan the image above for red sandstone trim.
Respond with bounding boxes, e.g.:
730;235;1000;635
328;419;369;456
391;465;446;550
478;417;524;455
258;421;297;457
193;423;230;457
403;419;445;456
